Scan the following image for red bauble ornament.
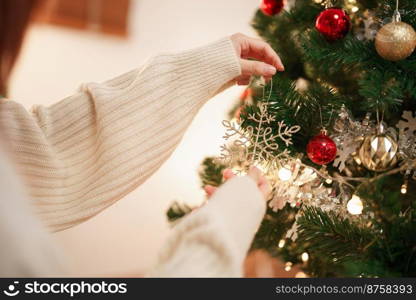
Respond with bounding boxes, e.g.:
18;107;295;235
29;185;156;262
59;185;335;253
260;0;285;16
306;131;337;165
315;8;351;41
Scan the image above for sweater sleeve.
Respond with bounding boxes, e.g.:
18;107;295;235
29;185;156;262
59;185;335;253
149;176;266;277
0;37;241;232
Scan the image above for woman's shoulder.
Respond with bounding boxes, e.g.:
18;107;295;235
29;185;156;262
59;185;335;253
0;98;32;121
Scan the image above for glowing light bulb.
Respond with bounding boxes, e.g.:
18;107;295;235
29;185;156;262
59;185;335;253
278;166;292;181
295;271;308;278
301;252;309;262
278;239;286;248
401;184;408;194
351;6;359;13
325;178;333;184
347;195;363;215
284;262;293;272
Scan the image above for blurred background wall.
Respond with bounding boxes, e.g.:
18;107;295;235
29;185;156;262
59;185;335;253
10;0;260;276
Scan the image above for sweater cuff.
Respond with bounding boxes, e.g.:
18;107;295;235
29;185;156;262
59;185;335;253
168;37;242;104
202;176;266;259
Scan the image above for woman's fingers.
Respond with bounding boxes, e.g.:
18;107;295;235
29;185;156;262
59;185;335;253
241;59;277;77
247;166;262;182
236;75;251;86
258;180;272;199
204;185;217;197
223;168;236;180
242;37;284;71
230;33;284;81
248;167;271;200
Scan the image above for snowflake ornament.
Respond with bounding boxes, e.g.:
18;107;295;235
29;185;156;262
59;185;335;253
286;218;300;241
269;162;319;211
397;111;416;135
218;102;300;172
354;11;380;41
333;141;360;172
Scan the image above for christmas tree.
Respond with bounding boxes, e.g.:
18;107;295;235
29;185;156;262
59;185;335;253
169;0;416;277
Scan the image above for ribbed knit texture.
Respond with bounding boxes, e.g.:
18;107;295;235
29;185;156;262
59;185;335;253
0;37;241;232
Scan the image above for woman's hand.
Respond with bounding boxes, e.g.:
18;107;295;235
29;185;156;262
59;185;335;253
230;33;284;85
204;167;271;201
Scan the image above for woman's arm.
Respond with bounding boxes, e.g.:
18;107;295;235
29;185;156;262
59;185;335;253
149;168;269;277
0;34;282;232
0;37;240;232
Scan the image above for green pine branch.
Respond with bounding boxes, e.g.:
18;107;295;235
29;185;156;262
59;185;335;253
198;157;226;188
296;206;377;263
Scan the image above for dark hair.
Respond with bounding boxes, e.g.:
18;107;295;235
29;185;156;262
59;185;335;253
0;0;38;96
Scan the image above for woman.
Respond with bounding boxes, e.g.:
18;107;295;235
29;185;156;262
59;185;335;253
0;0;283;277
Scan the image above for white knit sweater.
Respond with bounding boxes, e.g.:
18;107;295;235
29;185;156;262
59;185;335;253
0;37;265;277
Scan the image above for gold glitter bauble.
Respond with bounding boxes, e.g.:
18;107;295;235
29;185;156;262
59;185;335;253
358;132;398;172
375;21;416;61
